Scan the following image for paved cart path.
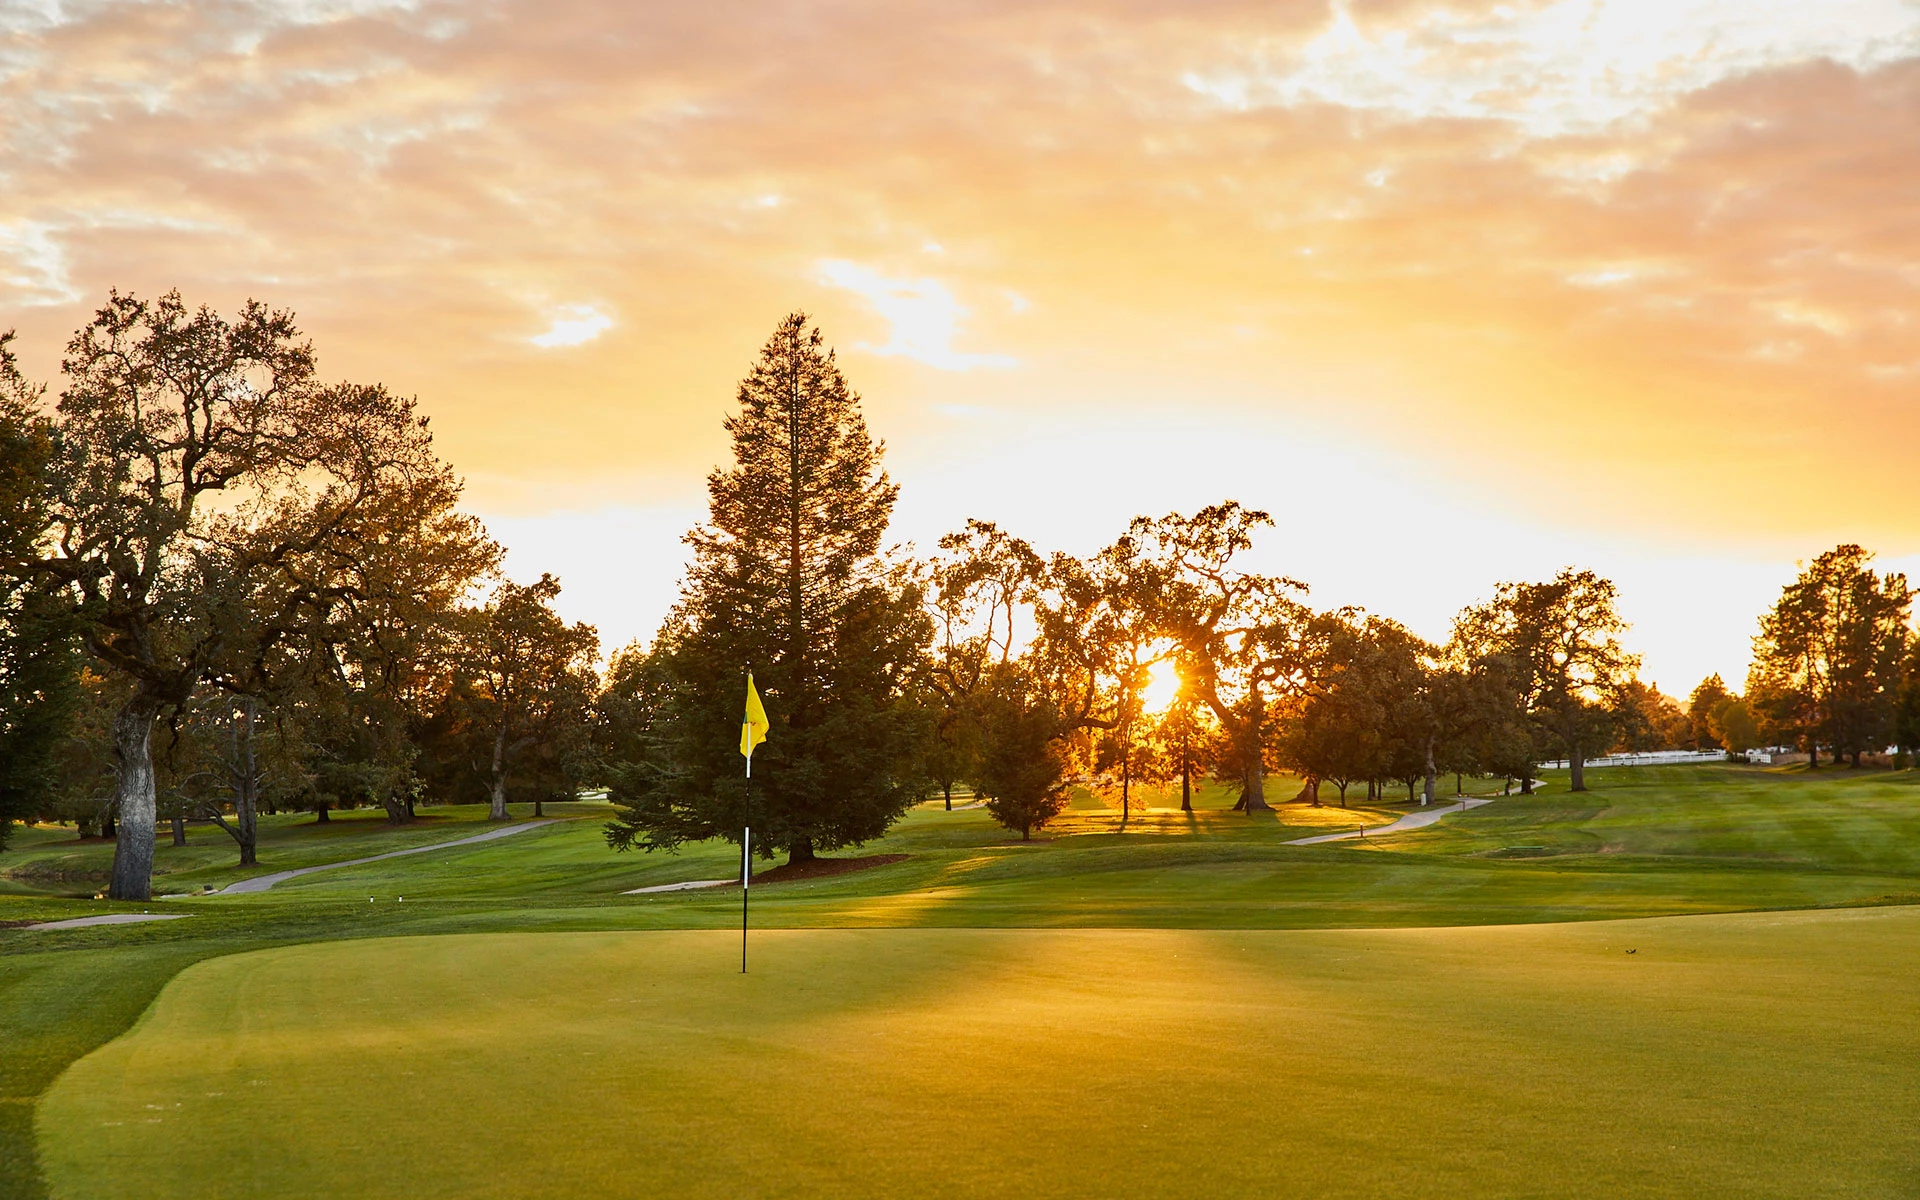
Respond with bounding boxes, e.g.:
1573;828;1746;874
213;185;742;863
1285;797;1498;845
623;878;735;895
22;913;191;930
213;819;560;894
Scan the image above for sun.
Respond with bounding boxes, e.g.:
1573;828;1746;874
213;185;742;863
1141;659;1182;714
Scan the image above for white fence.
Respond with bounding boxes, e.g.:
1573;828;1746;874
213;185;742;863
1536;750;1729;770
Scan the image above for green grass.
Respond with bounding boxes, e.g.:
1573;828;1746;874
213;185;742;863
8;763;1920;1198
37;910;1920;1199
0;801;609;899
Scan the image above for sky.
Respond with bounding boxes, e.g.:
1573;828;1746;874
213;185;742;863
4;0;1919;693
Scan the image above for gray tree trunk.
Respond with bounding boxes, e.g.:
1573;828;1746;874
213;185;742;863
107;701;158;901
235;700;258;867
1421;735;1437;806
1241;760;1272;811
170;813;186;846
488;723;509;820
1568;743;1586;793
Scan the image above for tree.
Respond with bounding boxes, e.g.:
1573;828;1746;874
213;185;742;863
158;693;315;866
1156;684;1216;812
971;664;1072;840
1054;538;1159;828
1749;546;1912;767
1456;570;1638;793
300;463;499;826
1894;642;1920;767
1710;696;1761;756
1612;681;1691;752
0;333;78;850
918;522;1042;810
1434;624;1538;793
1277;610;1387;807
1132;503;1312;811
454;575;599;820
27;292;469;899
1687;675;1733;750
604;314;930;863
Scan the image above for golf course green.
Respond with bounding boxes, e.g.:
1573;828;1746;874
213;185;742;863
7;764;1920;1199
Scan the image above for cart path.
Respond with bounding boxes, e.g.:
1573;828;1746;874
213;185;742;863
213;819;561;894
1285;797;1498;845
622;878;735;895
21;913;191;930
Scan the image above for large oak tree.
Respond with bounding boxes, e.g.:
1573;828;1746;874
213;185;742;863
28;292;470;899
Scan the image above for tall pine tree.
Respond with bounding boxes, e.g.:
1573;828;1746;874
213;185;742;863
605;314;929;863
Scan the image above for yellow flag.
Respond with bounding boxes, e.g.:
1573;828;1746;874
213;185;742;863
740;672;769;761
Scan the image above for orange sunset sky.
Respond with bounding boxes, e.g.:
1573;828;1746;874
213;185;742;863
3;0;1917;693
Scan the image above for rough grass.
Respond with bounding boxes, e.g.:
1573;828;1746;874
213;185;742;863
38;911;1920;1200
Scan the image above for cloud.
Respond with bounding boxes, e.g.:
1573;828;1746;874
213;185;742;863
0;0;1917;571
1187;0;1920;136
527;303;613;348
815;260;1016;371
0;220;77;305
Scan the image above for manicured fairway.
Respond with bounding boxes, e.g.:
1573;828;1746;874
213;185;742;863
39;908;1920;1200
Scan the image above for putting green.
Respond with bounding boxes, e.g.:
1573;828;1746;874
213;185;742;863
39;908;1920;1199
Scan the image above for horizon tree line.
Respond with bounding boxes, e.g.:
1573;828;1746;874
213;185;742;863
3;297;1916;897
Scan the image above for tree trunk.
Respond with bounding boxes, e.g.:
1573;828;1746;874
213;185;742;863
235;700;259;867
1568;742;1586;793
534;797;545;817
1851;750;1862;768
789;837;816;864
107;700;159;901
315;802;330;823
1455;772;1463;796
1120;758;1130;830
170;813;186;847
1422;736;1437;806
1337;781;1348;806
1406;777;1416;802
236;794;258;867
1180;739;1192;812
380;793;409;825
1807;734;1818;768
100;809;115;839
405;794;417;820
1520;770;1535;795
943;782;952;811
1241;759;1272;811
489;724;509;820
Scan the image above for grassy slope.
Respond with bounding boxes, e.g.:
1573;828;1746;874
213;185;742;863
7;764;1920;1198
38;911;1920;1200
0;801;611;900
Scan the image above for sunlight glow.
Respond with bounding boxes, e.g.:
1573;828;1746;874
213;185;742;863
1141;659;1182;715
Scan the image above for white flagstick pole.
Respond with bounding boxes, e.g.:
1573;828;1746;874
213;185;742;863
742;749;751;974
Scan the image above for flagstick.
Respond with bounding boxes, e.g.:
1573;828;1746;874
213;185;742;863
742;752;751;974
